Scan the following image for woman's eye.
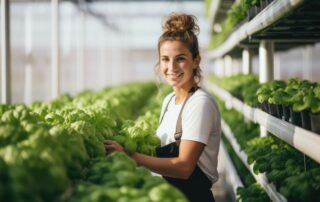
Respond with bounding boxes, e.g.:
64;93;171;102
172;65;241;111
177;57;185;62
161;58;169;62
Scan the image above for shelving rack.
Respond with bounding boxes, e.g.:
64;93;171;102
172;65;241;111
205;81;320;165
221;120;287;202
219;142;244;197
206;0;320;59
206;80;320;201
206;0;320;201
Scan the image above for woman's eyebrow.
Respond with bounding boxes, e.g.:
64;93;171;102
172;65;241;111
175;54;187;57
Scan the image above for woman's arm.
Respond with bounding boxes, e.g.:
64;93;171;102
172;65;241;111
104;139;205;179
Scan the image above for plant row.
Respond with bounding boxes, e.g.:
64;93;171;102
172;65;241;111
69;152;186;202
256;78;320;133
110;85;172;156
210;74;320;134
0;82;187;202
208;0;274;49
214;96;320;202
222;136;269;202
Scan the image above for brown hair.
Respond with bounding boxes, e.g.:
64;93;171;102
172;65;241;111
156;12;202;84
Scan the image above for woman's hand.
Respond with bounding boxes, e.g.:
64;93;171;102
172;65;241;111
104;140;124;154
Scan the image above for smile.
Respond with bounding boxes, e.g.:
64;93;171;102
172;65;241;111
166;73;183;80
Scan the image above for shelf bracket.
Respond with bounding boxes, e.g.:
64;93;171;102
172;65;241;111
259;40;274;83
259;40;274;137
242;48;253;74
224;55;233;76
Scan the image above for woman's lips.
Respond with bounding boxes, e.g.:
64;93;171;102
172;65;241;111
166;73;183;80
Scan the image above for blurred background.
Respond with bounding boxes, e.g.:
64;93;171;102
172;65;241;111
3;0;209;103
1;0;320;102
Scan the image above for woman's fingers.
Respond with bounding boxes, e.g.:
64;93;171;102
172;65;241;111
103;140;114;145
104;140;115;154
103;140;124;153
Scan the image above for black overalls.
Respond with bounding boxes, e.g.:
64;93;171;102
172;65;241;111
156;87;215;202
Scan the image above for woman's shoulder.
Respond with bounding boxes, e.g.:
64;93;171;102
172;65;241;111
188;88;219;109
192;88;214;102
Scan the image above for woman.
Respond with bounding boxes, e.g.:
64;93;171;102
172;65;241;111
105;13;221;202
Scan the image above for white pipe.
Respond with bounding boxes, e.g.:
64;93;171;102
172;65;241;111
224;55;233;77
259;40;274;83
1;0;11;104
76;11;85;91
24;6;33;103
242;48;252;74
259;40;274;137
51;0;60;99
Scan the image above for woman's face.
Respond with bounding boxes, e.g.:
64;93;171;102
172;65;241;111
159;40;199;90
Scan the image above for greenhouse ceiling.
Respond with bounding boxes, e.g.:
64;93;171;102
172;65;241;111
8;0;209;49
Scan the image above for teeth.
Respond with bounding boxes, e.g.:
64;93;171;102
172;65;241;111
167;73;182;76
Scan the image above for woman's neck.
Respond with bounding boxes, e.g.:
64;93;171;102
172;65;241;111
173;83;196;104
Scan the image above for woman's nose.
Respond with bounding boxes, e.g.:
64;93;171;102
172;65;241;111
167;60;176;70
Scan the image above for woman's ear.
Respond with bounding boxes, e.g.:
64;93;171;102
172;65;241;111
193;55;201;69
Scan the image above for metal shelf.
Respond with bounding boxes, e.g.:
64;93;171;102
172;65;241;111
206;0;316;59
207;0;235;31
221;120;287;202
219;142;244;196
205;81;320;164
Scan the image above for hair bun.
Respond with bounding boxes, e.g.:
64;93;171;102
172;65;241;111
163;13;199;35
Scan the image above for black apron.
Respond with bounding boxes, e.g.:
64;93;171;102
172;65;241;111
156;87;215;202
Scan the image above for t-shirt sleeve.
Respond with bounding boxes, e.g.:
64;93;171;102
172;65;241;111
181;96;218;145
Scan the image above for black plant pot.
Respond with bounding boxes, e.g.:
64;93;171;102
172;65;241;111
260;102;269;113
276;104;283;119
260;0;268;9
282;105;290;121
310;113;320;135
300;110;311;130
260;0;273;10
269;104;278;117
247;6;260;21
290;108;302;127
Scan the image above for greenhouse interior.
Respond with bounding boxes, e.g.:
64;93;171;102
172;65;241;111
1;0;320;201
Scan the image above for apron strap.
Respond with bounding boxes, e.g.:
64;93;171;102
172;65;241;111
158;86;199;144
175;86;198;143
159;94;175;126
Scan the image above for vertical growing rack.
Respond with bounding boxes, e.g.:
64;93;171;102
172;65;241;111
205;0;320;201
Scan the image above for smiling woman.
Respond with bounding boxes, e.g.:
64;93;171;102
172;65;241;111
159;40;199;96
105;12;221;202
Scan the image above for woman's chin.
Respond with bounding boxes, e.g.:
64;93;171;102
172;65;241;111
168;80;180;87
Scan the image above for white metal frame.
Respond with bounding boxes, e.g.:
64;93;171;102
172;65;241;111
76;10;85;92
221;119;287;202
51;0;60;98
1;0;12;104
219;142;244;197
205;0;305;60
242;48;252;74
259;40;274;83
205;81;320;164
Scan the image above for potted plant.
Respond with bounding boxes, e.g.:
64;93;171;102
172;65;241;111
267;80;286;118
290;80;317;130
310;84;320;134
257;84;272;113
268;88;289;119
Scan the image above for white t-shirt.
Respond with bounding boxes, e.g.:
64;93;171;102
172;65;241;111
156;88;221;183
